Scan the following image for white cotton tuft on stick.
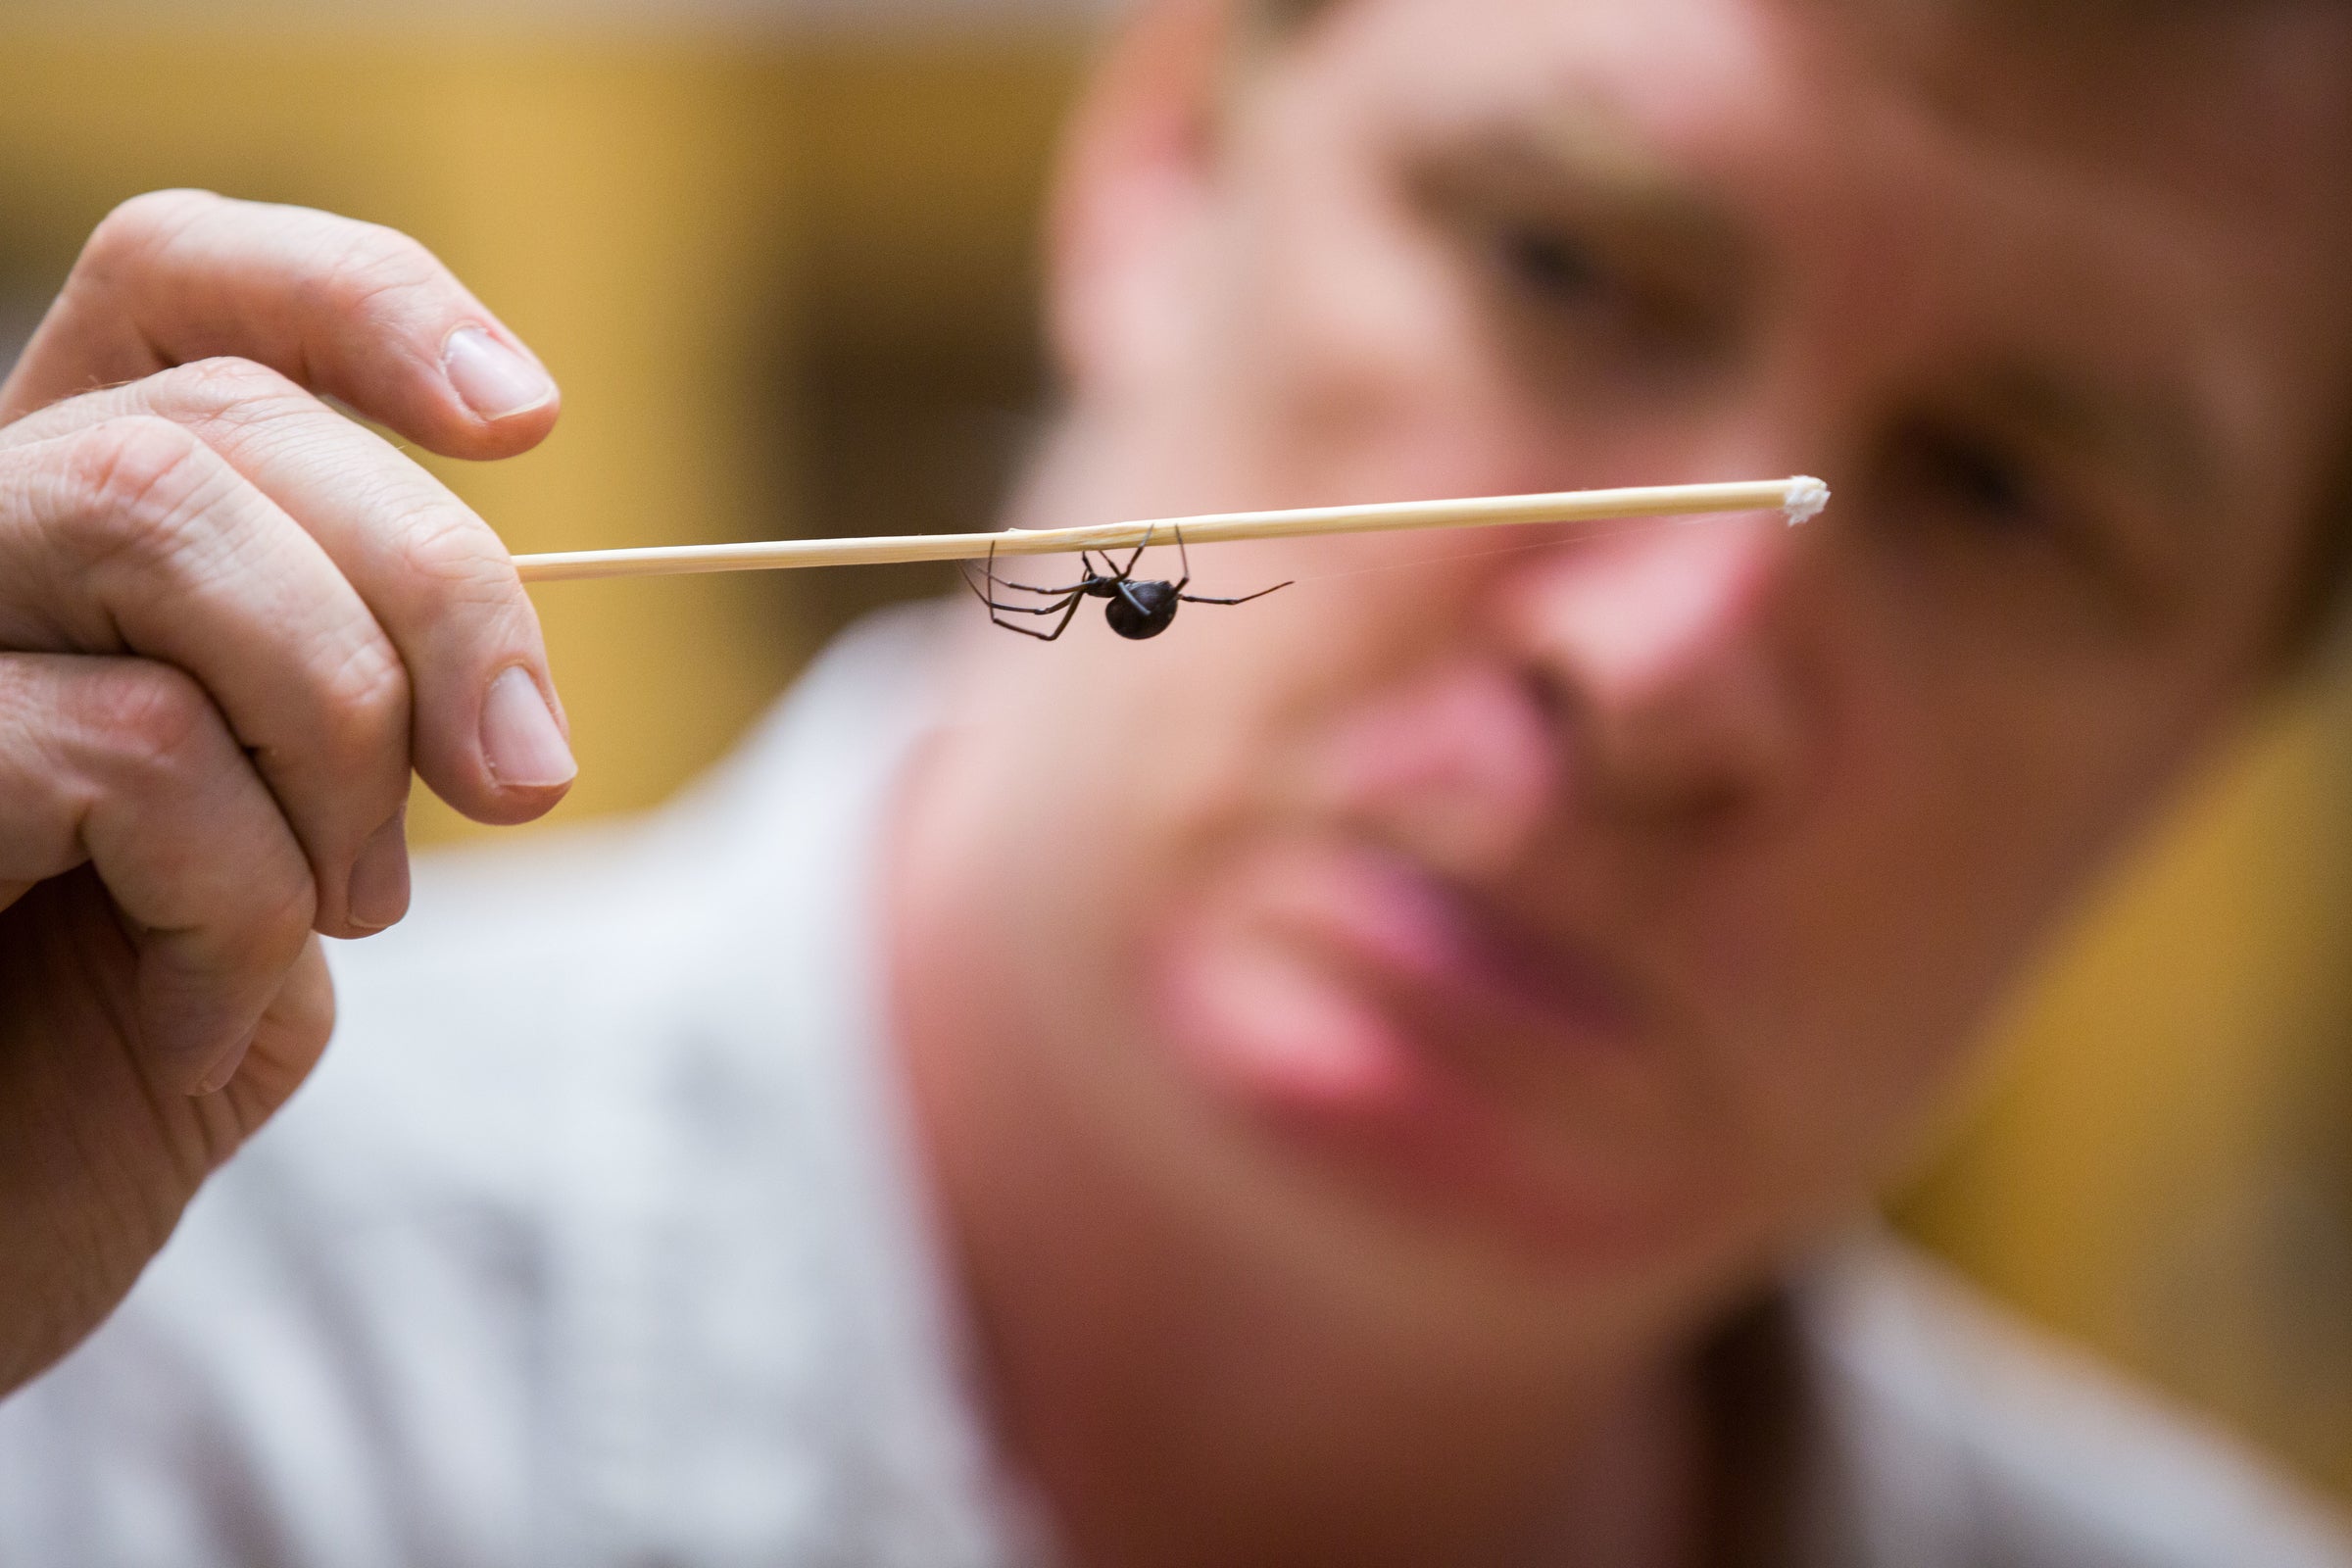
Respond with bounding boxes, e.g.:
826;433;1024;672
1782;476;1831;526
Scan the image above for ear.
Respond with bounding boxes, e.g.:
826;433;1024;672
1046;0;1249;402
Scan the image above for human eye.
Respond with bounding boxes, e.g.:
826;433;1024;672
1493;217;1607;309
1884;418;2052;540
1867;413;2163;637
1407;147;1741;383
1476;207;1731;372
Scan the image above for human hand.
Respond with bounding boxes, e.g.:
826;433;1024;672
0;190;573;1394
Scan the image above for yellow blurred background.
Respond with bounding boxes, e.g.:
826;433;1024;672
4;0;2350;1503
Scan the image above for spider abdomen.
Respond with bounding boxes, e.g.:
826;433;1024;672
1106;580;1180;639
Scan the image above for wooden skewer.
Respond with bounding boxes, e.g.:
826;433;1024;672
512;475;1829;585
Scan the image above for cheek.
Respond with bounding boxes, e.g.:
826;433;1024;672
1690;662;2211;1216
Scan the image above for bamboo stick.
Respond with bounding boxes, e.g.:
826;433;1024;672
513;476;1829;584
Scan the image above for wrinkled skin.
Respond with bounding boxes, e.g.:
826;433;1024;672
0;193;574;1394
889;0;2352;1561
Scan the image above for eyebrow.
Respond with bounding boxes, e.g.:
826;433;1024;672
1422;103;1760;302
1533;106;1745;242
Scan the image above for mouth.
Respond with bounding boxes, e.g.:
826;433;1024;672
1154;835;1688;1252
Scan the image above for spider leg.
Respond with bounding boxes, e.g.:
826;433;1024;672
963;539;1092;601
1022;592;1090;642
1179;580;1295;607
1112;521;1156;581
1171;524;1192;592
963;542;1091;639
986;540;1112;599
990;571;1096;598
978;588;1088;640
958;557;999;611
958;552;1013;612
985;594;1086;616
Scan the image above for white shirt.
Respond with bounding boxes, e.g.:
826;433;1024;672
0;605;2344;1567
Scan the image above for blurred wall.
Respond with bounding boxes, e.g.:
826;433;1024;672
1903;683;2352;1495
5;0;2352;1508
0;15;1077;846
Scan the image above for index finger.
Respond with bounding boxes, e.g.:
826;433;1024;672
0;190;560;459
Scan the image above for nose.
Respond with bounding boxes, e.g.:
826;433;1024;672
1301;662;1563;882
1506;514;1811;832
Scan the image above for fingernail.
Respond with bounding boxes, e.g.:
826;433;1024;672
480;666;576;789
347;807;411;931
194;1035;252;1097
443;325;555;421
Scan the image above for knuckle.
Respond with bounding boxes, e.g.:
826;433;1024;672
310;631;414;776
236;861;319;964
73;663;318;947
71;415;212;512
76;661;219;785
316;222;450;322
195;863;319;997
80;189;220;277
150;356;307;420
396;500;520;602
60;416;232;568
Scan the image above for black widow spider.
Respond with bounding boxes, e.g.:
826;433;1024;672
961;524;1292;642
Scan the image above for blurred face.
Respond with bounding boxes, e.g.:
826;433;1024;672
895;0;2352;1325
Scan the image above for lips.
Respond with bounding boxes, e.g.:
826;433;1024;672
1154;835;1681;1251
